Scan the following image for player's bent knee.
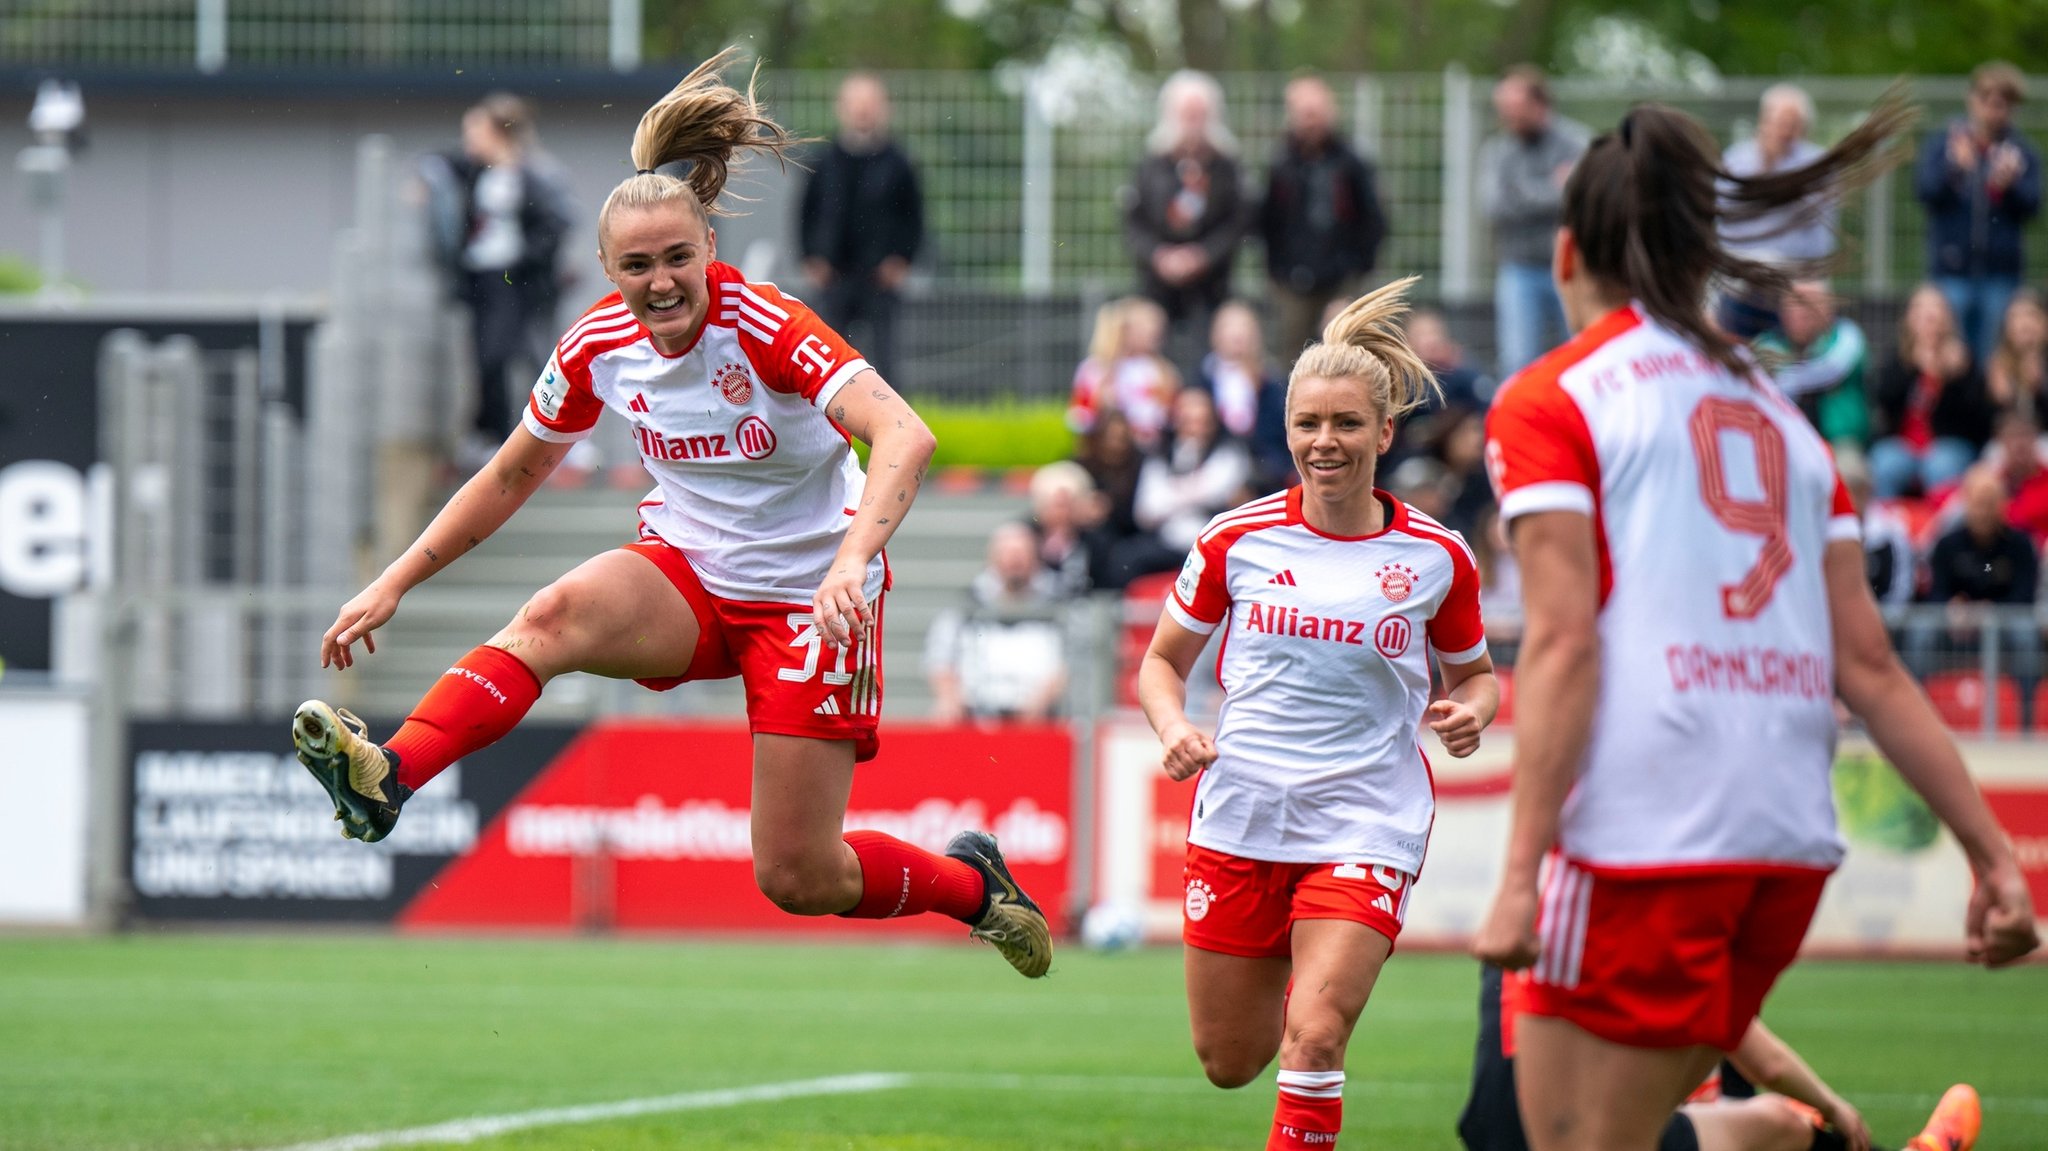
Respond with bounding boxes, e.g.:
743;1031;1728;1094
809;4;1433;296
1279;1025;1347;1072
753;857;850;917
1196;1051;1265;1090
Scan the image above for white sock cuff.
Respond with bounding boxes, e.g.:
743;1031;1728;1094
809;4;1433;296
1276;1069;1345;1099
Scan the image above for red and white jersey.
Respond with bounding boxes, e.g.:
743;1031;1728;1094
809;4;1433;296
1485;305;1859;873
524;262;882;603
1166;487;1488;872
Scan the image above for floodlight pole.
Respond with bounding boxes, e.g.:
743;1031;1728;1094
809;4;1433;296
16;142;69;301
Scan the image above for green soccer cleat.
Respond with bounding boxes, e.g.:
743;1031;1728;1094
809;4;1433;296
946;830;1053;979
292;700;411;843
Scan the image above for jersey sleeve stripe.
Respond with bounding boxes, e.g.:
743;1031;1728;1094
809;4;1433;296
1825;514;1861;542
562;318;643;362
1199;511;1287;544
1431;636;1489;664
1498;481;1596;522
733;297;786;333
1164;594;1222;636
1197;496;1290;541
734;317;778;345
563;303;633;344
521;406;592;443
738;284;791;321
1402;517;1479;568
813;357;872;410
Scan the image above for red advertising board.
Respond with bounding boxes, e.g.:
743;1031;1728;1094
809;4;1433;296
1986;787;2048;921
401;720;1073;935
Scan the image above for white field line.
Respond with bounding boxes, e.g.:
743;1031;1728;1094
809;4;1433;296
250;1070;2048;1150
254;1073;909;1151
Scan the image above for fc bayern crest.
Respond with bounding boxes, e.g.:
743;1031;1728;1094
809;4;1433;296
712;362;753;407
1376;563;1417;603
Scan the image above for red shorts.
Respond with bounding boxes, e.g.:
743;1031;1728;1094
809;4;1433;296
1518;855;1829;1051
623;539;885;761
1181;842;1413;959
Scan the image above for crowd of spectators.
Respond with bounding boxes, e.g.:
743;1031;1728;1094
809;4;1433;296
936;60;2048;725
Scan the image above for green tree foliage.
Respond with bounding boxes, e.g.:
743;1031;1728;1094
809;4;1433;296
641;0;2045;77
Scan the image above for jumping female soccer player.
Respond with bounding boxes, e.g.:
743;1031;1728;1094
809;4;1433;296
1472;94;2037;1151
288;49;1050;978
1138;277;1501;1151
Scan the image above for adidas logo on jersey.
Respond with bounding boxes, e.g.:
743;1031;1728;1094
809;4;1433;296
813;697;841;716
1372;893;1395;914
628;392;651;414
1267;569;1298;586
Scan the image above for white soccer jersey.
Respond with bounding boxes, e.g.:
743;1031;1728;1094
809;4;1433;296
1166;487;1489;872
523;263;884;604
1486;305;1860;873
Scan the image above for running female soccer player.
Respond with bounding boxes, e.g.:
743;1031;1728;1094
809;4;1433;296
1139;277;1500;1151
1472;94;2037;1151
288;49;1049;978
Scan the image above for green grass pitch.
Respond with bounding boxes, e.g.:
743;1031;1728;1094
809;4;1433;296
2;934;2043;1150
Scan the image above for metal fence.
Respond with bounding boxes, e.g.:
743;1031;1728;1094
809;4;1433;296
0;0;624;71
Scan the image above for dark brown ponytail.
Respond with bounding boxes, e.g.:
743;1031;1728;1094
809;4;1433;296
1561;86;1915;375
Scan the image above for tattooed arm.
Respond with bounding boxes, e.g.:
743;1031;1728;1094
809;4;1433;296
813;369;937;648
319;425;565;668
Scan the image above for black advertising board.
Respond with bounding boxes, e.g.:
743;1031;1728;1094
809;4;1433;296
0;309;315;671
126;719;576;923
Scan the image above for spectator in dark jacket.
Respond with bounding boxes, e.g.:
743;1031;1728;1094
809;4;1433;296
420;93;575;460
1916;61;2042;362
799;72;924;380
1195;301;1290;492
1259;75;1387;367
1123;70;1251;380
1906;466;2042;729
1869;285;1996;497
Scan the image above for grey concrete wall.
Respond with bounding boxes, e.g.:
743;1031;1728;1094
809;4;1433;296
0;79;800;314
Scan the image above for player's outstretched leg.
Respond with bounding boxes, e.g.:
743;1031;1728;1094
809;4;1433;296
1906;1084;1981;1151
292;702;411;842
945;830;1053;979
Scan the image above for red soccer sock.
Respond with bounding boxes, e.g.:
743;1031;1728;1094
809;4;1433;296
1269;1069;1344;1150
385;645;544;791
840;830;986;922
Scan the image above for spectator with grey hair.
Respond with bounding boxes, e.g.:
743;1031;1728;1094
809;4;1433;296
1478;65;1589;377
1123;69;1252;378
1717;83;1836;339
1918;60;2041;362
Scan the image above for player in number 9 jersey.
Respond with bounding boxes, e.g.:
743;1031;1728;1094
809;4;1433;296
1139;278;1501;1151
1470;95;2036;1151
282;49;1052;983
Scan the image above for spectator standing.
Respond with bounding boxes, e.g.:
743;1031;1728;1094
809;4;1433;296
926;523;1070;724
1478;66;1588;378
420;93;575;464
799;72;925;381
1754;280;1870;449
1124;70;1252;378
1906;467;2041;730
1259;74;1388;366
1069;296;1181;451
1988;289;2048;421
1869;284;1996;497
1197;300;1291;491
1916;61;2041;362
1716;84;1834;339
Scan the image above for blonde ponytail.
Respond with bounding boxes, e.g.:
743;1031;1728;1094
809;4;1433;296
599;47;804;242
1287;276;1442;420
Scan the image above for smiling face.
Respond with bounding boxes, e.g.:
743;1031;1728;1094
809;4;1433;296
1287;374;1394;511
600;199;716;354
